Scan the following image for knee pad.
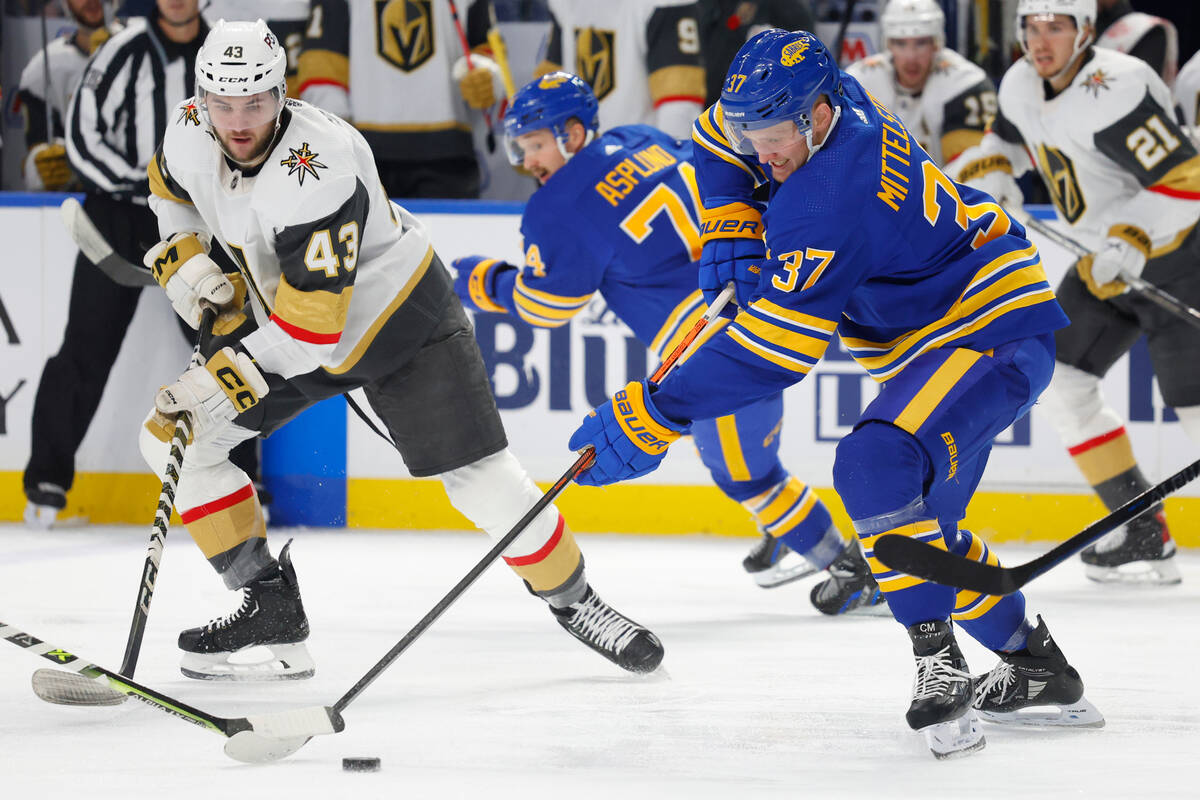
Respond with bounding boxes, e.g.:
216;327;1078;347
440;448;558;557
1174;405;1200;445
1039;362;1125;447
833;422;930;523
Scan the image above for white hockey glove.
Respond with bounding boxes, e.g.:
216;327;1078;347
969;169;1025;218
453;54;504;109
144;232;235;329
1077;225;1151;300
155;347;269;440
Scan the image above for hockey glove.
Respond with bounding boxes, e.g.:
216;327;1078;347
453;54;503;110
24;141;72;191
699;202;766;318
452;255;515;313
145;232;236;329
1078;225;1152;300
155;346;269;441
568;380;687;486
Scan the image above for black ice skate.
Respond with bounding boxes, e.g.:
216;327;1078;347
973;615;1104;728
178;540;313;681
551;586;664;674
905;620;984;759
743;531;817;588
810;541;888;616
1081;511;1180;585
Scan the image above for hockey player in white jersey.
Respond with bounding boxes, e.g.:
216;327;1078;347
140;19;664;681
535;0;706;139
845;0;997;166
954;0;1200;585
16;0;111;191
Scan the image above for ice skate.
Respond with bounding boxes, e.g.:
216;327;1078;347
973;615;1104;728
551;586;664;674
905;620;985;759
178;541;313;681
810;541;888;616
23;483;66;529
1081;512;1181;585
742;531;818;588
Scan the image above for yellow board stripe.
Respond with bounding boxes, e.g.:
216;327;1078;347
714;415;751;482
893;349;983;434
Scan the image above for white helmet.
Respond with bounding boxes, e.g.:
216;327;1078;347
1016;0;1097;61
196;19;287;98
881;0;945;47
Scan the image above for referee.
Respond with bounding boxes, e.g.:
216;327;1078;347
23;0;261;526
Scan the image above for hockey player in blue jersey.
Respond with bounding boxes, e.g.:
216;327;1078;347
567;31;1105;758
453;71;885;616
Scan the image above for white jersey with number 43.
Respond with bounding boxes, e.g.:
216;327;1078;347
845;47;996;166
148;98;435;380
955;47;1200;253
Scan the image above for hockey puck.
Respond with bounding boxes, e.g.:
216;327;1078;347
342;757;381;772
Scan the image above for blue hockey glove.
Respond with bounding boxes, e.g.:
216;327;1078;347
452;255;516;313
568;380;688;486
698;202;766;318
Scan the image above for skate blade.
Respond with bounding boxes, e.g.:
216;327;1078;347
180;643;315;682
920;711;986;760
750;558;818;588
1084;559;1181;586
978;697;1105;728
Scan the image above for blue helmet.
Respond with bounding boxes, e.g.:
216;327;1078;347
720;30;843;157
503;71;600;166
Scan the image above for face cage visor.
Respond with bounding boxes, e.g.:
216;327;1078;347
200;86;285;131
504;124;594;167
722;116;809;157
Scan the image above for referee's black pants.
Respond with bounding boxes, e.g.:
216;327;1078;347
23;193;259;508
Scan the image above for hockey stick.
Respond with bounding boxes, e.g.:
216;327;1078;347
873;456;1200;596
2;620;342;762
447;0;497;153
485;3;517;102
32;307;217;707
59;196;156;287
1024;215;1200;331
246;283;736;763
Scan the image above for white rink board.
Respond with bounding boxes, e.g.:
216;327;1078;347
1;199;1194;497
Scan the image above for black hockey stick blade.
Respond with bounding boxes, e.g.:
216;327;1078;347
4;621;342;762
874;457;1200;595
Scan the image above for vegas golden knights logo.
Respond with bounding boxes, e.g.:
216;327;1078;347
1036;144;1086;224
574;28;616;100
376;0;435;72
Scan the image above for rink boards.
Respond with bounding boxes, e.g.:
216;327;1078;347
0;194;1195;544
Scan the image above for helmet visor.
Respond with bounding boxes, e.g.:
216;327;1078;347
722;117;807;157
200;88;284;130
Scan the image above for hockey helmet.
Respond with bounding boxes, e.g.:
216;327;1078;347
195;19;287;130
1016;0;1097;60
503;72;599;166
881;0;946;48
720;30;843;159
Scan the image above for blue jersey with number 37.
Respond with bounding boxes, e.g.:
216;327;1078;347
496;125;719;360
653;72;1071;422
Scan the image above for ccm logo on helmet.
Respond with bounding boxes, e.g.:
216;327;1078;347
218;76;250;83
615;389;671;452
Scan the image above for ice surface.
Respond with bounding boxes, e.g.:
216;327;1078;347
1;525;1196;798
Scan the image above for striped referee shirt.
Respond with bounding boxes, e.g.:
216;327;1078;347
66;12;208;200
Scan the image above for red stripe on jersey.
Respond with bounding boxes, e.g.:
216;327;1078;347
269;314;342;345
1148;184;1200;200
653;95;705;107
1066;427;1126;456
181;483;255;523
296;78;348;94
503;514;565;566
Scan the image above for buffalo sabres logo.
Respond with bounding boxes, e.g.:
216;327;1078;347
178;101;201;126
780;38;810;66
574;27;616;100
376;0;435;72
1036;144;1086;223
1081;68;1112;97
280;142;328;186
538;73;571;90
